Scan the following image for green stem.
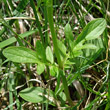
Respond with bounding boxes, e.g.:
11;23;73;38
46;0;73;105
8;67;14;110
60;69;73;106
13;91;22;109
46;0;62;68
44;4;50;47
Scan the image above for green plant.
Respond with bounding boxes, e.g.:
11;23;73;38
1;0;108;109
3;14;106;110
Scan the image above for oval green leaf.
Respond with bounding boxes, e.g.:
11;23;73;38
19;87;54;103
73;43;97;51
19;87;47;103
64;23;74;41
37;63;45;75
50;66;58;76
3;46;40;63
75;18;106;45
46;46;54;64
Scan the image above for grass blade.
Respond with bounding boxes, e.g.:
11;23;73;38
0;29;38;49
29;0;44;45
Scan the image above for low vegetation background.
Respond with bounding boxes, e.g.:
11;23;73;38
0;0;110;110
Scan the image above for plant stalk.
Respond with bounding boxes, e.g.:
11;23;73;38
46;0;73;106
60;69;73;106
46;0;62;68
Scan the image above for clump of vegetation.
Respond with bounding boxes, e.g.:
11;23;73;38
0;0;110;110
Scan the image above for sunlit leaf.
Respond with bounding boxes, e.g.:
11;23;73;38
50;66;58;76
64;23;74;41
46;46;54;64
19;87;54;103
3;46;40;63
73;44;97;51
75;18;106;45
37;63;45;75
